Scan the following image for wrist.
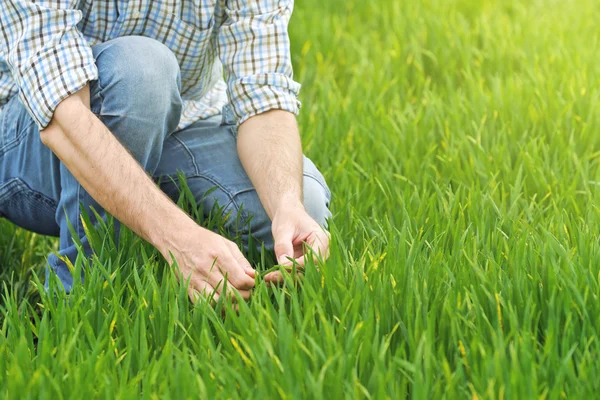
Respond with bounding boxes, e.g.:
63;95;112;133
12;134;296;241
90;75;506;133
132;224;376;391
270;197;305;220
147;203;203;260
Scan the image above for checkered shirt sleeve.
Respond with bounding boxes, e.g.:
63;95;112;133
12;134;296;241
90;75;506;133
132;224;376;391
218;0;302;126
0;1;98;129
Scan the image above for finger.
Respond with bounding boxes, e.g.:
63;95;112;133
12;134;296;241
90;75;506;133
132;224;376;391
213;252;255;291
282;254;306;267
213;283;251;304
205;269;231;297
188;280;219;304
214;269;254;301
227;241;256;278
264;270;304;286
220;261;255;290
236;289;252;301
291;230;330;266
307;230;330;260
264;271;284;284
224;286;252;302
273;224;295;265
221;246;255;289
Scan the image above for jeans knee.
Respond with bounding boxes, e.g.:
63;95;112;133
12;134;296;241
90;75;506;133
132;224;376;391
94;37;182;128
303;174;331;227
92;36;183;166
302;158;331;227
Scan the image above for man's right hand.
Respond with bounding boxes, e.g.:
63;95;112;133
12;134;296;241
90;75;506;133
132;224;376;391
157;223;256;302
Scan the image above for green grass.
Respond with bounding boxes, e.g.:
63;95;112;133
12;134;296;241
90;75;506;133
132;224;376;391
2;0;600;398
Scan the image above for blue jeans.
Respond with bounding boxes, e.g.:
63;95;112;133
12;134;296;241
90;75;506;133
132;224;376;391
0;36;331;292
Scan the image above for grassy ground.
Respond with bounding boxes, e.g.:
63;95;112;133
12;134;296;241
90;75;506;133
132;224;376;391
1;0;600;398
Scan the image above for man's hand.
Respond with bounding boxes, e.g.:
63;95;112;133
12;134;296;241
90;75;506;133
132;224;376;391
160;223;256;302
265;204;330;284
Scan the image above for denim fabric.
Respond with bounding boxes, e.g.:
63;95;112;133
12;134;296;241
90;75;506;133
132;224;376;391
0;36;331;292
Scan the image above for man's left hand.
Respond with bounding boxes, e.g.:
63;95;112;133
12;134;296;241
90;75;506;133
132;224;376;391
264;204;330;283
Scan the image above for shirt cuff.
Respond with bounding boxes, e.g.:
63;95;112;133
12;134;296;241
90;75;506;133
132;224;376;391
16;31;98;130
228;73;302;126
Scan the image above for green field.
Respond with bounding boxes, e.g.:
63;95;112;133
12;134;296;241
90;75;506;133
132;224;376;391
2;0;600;398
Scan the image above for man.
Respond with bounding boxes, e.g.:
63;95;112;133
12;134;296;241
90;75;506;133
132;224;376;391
0;1;331;301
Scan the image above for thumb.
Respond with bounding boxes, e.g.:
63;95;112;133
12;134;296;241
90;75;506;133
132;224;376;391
273;224;294;265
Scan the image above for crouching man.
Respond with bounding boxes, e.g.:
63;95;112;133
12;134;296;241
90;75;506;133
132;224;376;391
0;0;331;301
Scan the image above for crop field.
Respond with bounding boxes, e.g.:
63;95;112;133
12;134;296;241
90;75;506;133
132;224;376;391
1;0;600;398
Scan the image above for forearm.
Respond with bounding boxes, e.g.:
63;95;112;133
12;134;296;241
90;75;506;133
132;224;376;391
237;110;304;219
238;110;329;270
41;86;195;257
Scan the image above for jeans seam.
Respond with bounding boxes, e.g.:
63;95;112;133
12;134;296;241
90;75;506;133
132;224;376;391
230;187;256;197
225;188;256;229
179;173;240;213
222;198;248;229
172;134;200;175
0;177;58;210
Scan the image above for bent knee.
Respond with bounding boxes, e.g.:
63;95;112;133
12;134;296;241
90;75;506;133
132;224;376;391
93;36;182;124
91;36;183;164
302;158;331;227
95;36;180;91
303;175;331;227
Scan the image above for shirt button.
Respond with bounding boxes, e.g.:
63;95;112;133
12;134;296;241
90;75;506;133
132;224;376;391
133;10;141;18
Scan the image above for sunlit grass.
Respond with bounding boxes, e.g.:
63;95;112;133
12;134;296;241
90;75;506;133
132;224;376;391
1;0;600;397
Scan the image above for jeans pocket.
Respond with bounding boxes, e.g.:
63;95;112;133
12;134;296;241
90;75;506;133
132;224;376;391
0;178;58;235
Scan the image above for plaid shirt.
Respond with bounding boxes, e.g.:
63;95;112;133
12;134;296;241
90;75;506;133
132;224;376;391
0;0;301;130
